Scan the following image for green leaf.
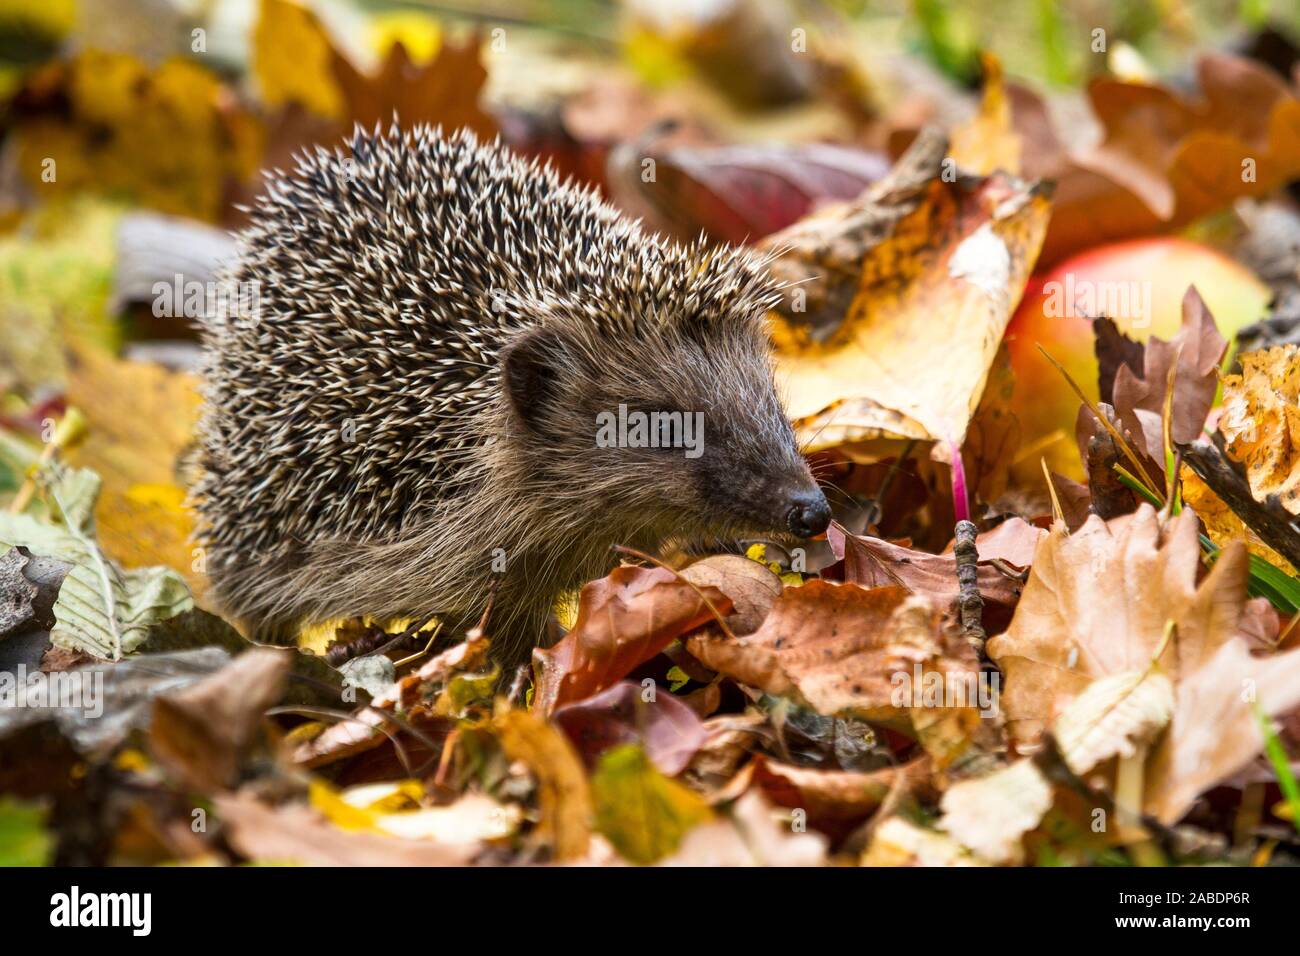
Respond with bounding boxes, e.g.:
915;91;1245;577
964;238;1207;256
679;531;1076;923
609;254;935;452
0;797;53;866
1254;703;1300;837
0;465;192;659
591;744;711;865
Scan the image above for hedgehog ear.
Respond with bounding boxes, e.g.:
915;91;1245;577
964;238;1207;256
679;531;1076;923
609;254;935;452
500;326;571;433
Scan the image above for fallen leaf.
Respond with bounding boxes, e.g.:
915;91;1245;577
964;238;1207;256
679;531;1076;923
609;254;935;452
531;565;730;716
686;581;984;764
553;681;706;775
149;647;290;791
761;127;1050;461
938;759;1053;864
591;743;713;865
64;347;204;597
494;708;592;861
1217;344;1300;514
1053;668;1175;775
680;553;782;635
861;816;985;866
986;504;1300;823
948;52;1022;177
0;466;192;660
332;35;497;138
829;522;1026;613
1010;53;1300;266
750;754;932;832
658;791;827;866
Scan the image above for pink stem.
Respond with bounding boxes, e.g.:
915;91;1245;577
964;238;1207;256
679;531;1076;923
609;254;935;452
949;441;970;523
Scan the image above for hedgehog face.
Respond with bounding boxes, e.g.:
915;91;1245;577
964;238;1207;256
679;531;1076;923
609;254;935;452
499;316;830;545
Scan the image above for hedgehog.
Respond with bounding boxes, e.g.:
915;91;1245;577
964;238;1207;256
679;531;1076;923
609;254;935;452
193;124;831;662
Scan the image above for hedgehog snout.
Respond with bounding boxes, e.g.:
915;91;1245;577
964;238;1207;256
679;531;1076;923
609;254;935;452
785;487;831;538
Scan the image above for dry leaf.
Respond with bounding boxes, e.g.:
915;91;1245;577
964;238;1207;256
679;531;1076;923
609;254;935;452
531;565;731;716
1218;345;1300;514
332;35;497;138
761;127;1050;461
987;504;1300;823
552;680;706;775
680;554;782;635
750;754;931;832
948;52;1022;177
1010;53;1300;267
938;759;1053;864
658;791;827;867
1053;668;1175;775
862;816;985;866
494;708;592;861
686;581;984;764
64;348;204;599
829;522;1026;612
149;648;290;791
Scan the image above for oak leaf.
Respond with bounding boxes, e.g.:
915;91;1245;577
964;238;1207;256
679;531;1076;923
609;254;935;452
986;504;1300;823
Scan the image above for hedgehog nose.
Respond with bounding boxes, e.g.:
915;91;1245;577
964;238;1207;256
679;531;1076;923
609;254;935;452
786;489;831;538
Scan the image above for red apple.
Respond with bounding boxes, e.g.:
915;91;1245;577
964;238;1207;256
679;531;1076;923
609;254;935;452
1005;237;1270;481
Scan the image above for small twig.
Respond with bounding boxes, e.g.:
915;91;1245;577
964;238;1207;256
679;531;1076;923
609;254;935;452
953;520;987;656
1179;436;1300;571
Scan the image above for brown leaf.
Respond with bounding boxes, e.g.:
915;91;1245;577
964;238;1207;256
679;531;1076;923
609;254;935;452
828;522;1025;612
149;647;290;791
686;581;983;762
680;554;782;635
1011;54;1300;266
986;504;1300;823
332;36;497;139
750;754;932;831
1111;287;1227;450
531;565;731;716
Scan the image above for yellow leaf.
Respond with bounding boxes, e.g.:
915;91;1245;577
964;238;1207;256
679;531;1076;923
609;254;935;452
64;347;204;598
495;708;592;860
949;52;1021;176
762;129;1050;461
1181;464;1295;573
14;53;260;221
252;0;344;119
591;744;712;865
1219;345;1300;515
